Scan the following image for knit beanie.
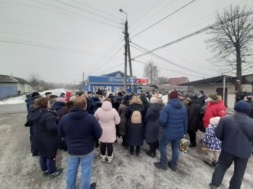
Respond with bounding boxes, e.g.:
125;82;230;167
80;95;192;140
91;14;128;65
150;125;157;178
123;95;130;101
234;100;250;114
169;91;178;99
208;93;218;100
31;92;40;98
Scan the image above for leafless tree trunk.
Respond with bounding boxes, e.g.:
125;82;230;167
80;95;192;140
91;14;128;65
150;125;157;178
206;5;253;92
144;61;159;84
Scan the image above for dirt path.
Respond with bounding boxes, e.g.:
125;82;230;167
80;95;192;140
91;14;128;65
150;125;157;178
0;112;252;189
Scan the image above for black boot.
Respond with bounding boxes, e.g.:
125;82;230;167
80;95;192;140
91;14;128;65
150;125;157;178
130;146;134;155
136;146;140;156
146;143;156;158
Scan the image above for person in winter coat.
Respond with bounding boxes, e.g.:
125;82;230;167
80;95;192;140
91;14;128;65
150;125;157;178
65;91;72;102
58;97;102;189
187;95;201;147
245;92;253;118
154;91;188;171
52;97;66;120
91;95;102;114
28;97;62;178
209;101;253;189
203;117;221;166
140;93;149;110
25;92;41;156
118;95;130;147
144;96;161;158
94;99;120;163
203;93;227;130
125;95;145;156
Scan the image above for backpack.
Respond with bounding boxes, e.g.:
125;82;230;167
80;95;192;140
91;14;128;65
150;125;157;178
131;109;142;124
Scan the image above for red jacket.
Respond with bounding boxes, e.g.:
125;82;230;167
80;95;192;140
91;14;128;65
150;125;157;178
203;100;227;128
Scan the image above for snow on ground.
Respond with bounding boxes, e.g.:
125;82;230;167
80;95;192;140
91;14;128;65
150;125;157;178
0;89;68;105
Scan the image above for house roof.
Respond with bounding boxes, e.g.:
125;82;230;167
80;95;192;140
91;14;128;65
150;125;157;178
179;74;253;86
101;70;131;77
168;77;189;85
13;77;29;84
0;74;18;83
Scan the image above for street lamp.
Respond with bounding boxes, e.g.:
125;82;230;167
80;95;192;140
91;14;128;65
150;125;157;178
119;9;128;20
119;9;134;93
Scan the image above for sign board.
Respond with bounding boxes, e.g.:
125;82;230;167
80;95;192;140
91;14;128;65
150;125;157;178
134;79;148;85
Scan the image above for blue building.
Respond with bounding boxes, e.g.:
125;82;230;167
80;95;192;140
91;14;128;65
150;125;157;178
82;71;147;94
0;74;32;99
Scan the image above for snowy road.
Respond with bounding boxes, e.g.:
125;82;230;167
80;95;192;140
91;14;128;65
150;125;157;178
0;104;252;189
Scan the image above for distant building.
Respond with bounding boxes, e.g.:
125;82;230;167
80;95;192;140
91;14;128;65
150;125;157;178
81;71;148;94
0;74;32;99
180;74;253;109
168;77;189;85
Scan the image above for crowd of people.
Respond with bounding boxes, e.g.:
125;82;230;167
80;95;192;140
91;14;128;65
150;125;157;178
24;89;253;189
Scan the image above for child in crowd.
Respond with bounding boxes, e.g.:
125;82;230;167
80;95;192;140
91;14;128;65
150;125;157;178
203;116;222;166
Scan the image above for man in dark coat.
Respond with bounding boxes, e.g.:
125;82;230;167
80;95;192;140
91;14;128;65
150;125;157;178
25;92;41;156
154;91;188;171
58;97;102;189
187;95;201;147
245;92;253;118
209;101;253;189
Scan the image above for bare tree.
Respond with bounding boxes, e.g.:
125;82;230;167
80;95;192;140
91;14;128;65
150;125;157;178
144;61;159;84
157;77;168;84
28;73;41;91
206;5;253;92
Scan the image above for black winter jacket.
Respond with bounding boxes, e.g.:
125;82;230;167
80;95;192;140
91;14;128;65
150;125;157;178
58;109;102;155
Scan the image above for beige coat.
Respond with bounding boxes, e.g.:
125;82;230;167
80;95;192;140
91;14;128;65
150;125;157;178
94;101;120;143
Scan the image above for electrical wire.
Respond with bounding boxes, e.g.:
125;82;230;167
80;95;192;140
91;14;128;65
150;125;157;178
93;62;124;76
130;0;175;33
53;0;120;24
129;0;159;24
131;0;197;39
72;0;123;22
132;10;253;59
88;46;124;75
130;0;165;28
0;37;91;54
30;0;120;29
131;42;213;77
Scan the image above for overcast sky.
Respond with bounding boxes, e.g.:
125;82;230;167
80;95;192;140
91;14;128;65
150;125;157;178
0;0;252;84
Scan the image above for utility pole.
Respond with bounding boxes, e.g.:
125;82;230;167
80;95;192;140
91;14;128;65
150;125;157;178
124;20;128;93
82;72;85;91
120;9;133;93
127;30;134;93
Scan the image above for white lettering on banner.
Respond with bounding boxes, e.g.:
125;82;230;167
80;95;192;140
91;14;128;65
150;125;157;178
108;77;124;83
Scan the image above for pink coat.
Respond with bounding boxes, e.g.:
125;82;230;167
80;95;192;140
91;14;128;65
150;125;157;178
94;101;120;143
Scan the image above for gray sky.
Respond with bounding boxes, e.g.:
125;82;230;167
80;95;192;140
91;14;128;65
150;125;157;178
0;0;251;84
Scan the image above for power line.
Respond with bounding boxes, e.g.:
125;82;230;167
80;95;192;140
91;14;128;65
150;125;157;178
133;59;204;78
89;46;124;74
30;0;120;29
0;37;91;54
132;10;253;59
130;0;175;33
131;42;212;77
130;0;165;28
72;0;123;22
131;0;197;38
53;0;120;24
92;62;124;76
